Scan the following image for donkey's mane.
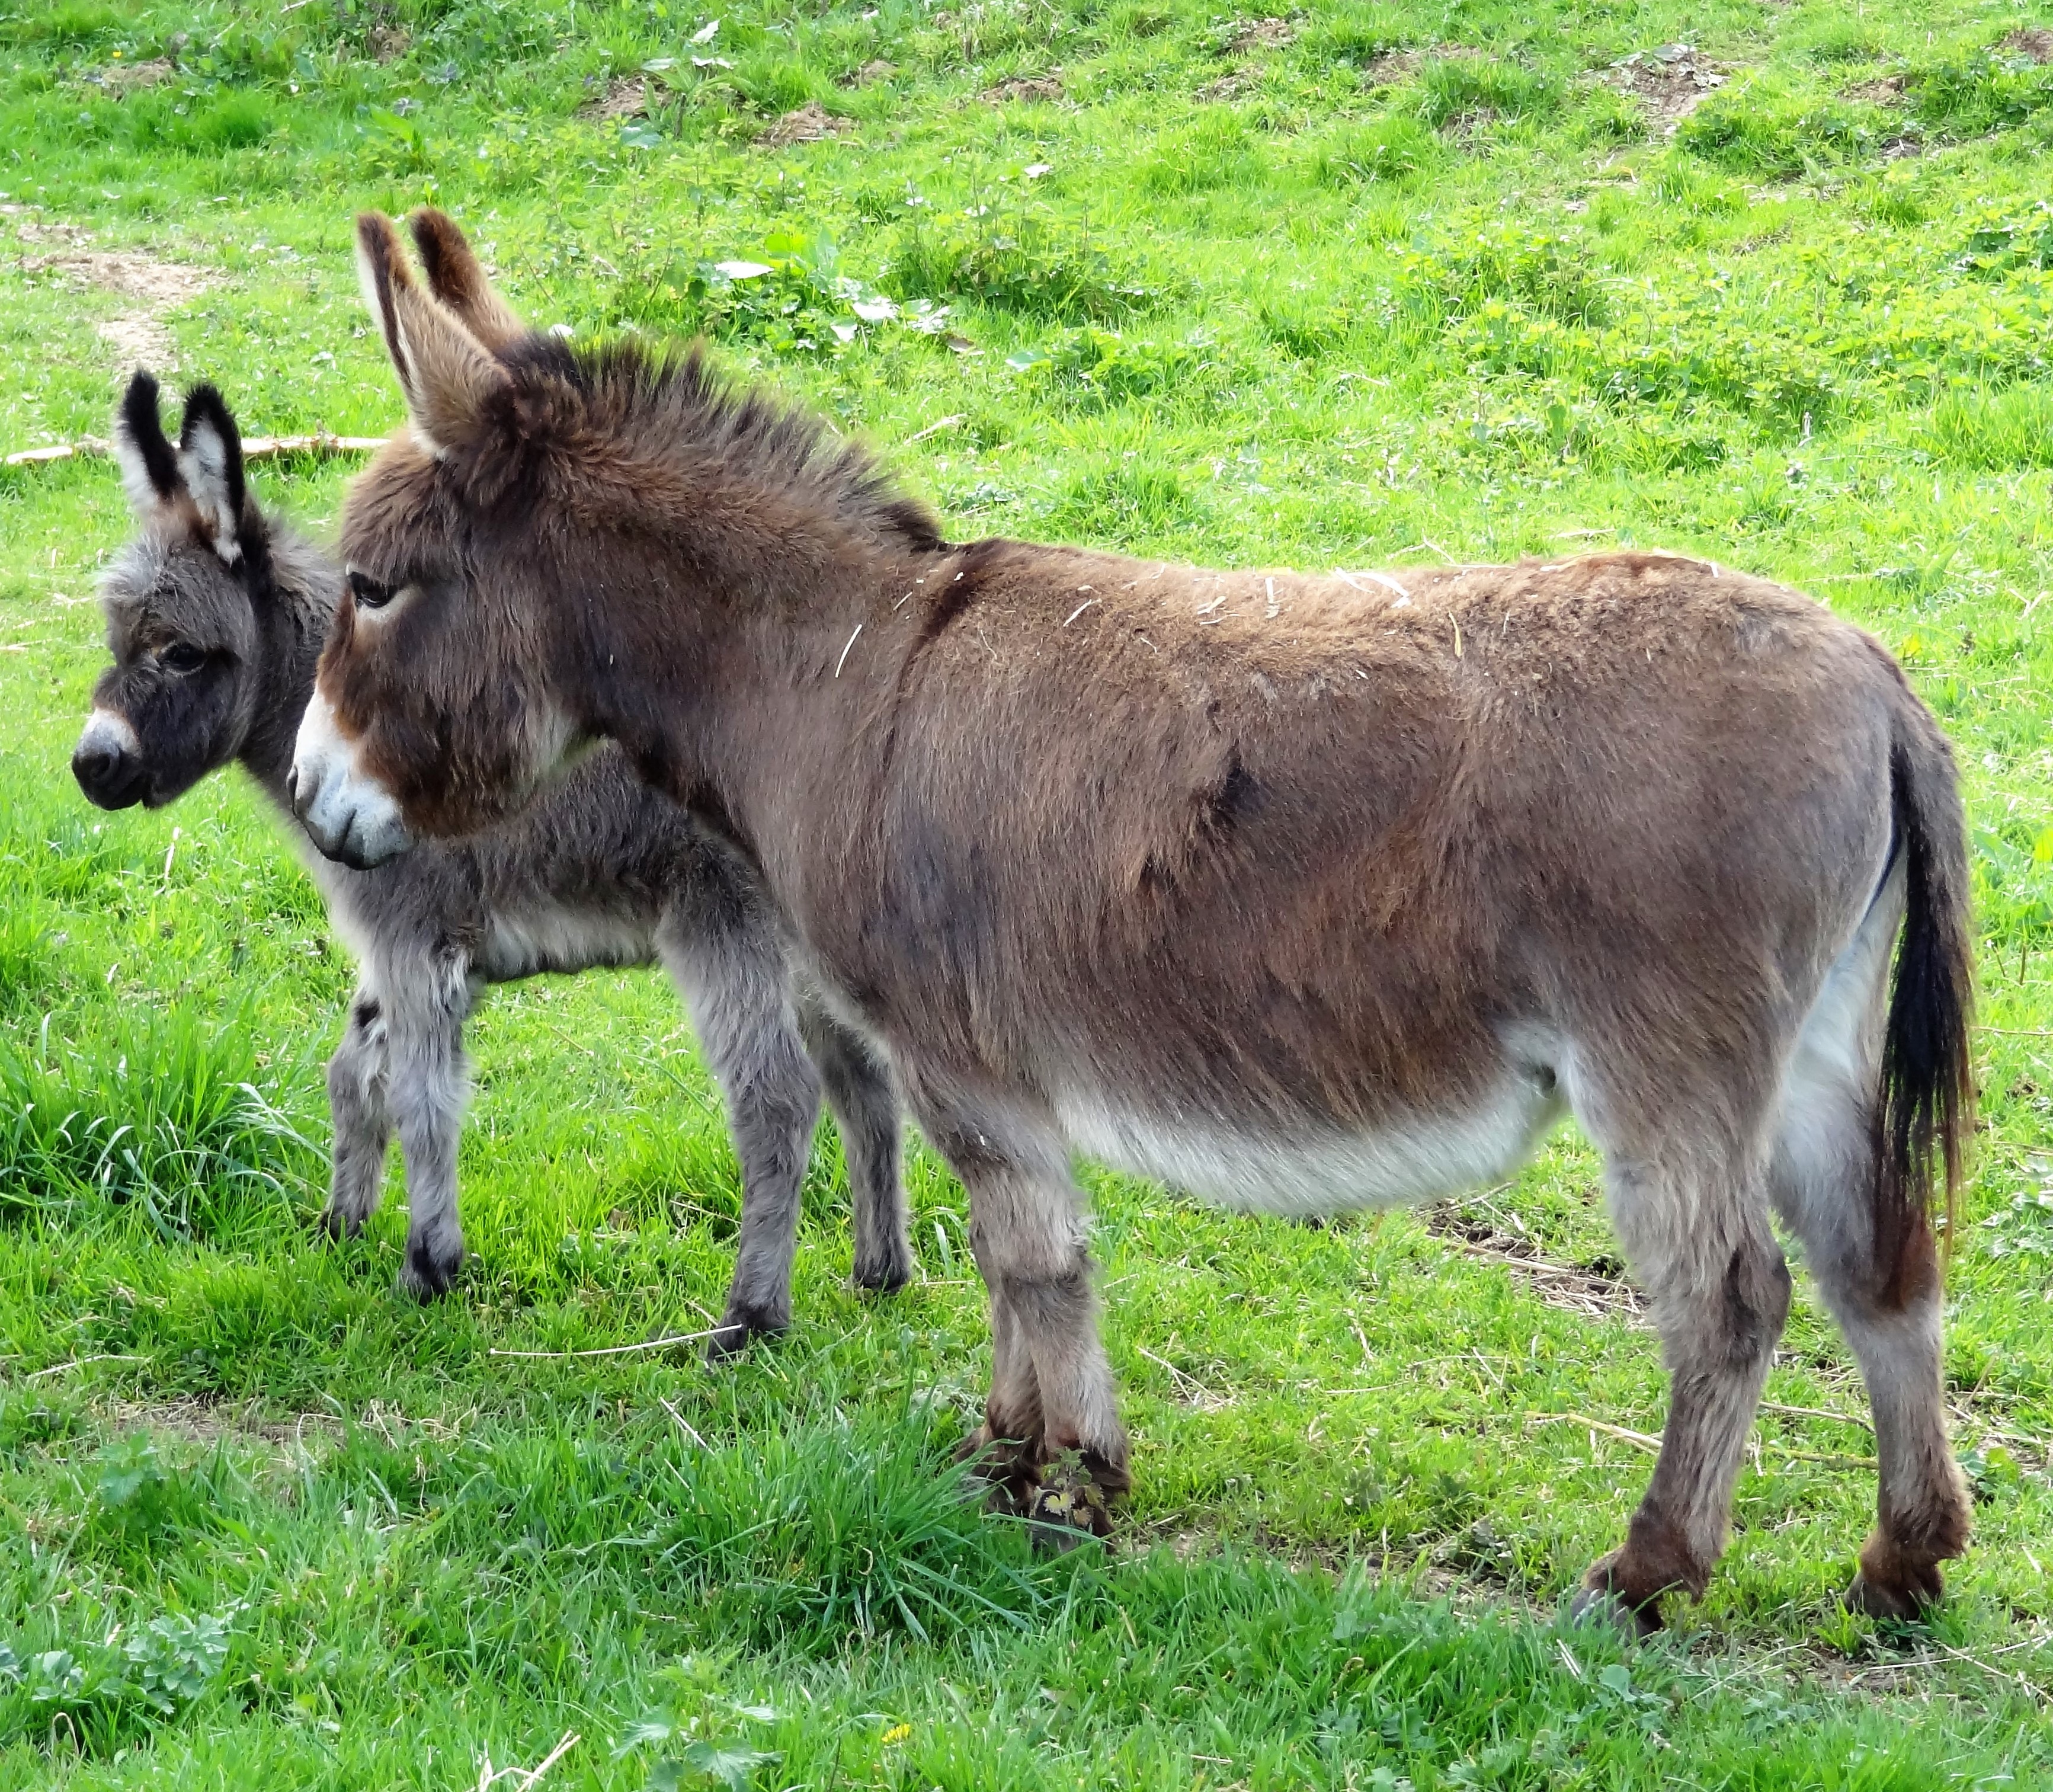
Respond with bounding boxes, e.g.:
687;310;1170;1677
502;332;947;554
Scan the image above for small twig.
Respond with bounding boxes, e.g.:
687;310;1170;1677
487;1327;720;1361
657;1394;706;1449
6;432;384;471
517;1730;581;1788
24;1353;146;1381
904;412;965;444
1529;1411;1662;1454
1529;1410;1878;1470
1758;1399;1873;1433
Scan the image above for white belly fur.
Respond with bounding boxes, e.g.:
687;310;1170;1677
1055;1076;1562;1217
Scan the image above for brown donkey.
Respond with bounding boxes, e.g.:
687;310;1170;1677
292;210;1975;1629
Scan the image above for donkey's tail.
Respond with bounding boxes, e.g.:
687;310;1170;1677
1876;688;1975;1293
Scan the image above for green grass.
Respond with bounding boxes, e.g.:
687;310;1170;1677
4;0;2053;1783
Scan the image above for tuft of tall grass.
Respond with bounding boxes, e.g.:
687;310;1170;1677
1925;385;2053;469
417;1391;1061;1652
0;1006;318;1238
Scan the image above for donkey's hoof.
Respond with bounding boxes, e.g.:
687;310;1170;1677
1023;1452;1117;1550
852;1253;914;1297
1846;1564;1944;1623
706;1305;787;1361
1571;1555;1663;1638
319;1205;364;1243
398;1236;465;1302
1567;1585;1658;1640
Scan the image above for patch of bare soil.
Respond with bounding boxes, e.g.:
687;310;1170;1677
2000;27;2053;64
1218;17;1294;53
1424;1201;1646;1323
1440;105;1500;140
841;57;896;87
1195;68;1256;102
979;73;1065;104
1361;43;1482;88
89;57;177;92
98;1396;343;1454
369;23;411;62
756;100;853;146
1606;43;1727;135
580;75;648;120
1844;73;1905;104
11;213;213;373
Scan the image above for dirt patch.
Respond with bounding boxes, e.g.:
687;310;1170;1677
1440;105;1500;140
1218;17;1294;53
1362;43;1482;87
1844;73;1905;104
979;74;1065;104
1424;1202;1646;1323
97;1396;344;1454
841;57;896;87
580;75;648;120
2000;27;2053;65
90;57;177;92
369;23;411;62
756;101;853;146
1196;68;1257;102
12;216;213;373
1606;43;1727;135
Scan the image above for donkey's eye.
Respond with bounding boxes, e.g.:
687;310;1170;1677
348;571;396;611
160;642;207;675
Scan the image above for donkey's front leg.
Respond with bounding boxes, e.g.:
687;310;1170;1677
324;984;393;1239
1575;1164;1792;1632
934;1108;1129;1538
800;1001;914;1294
385;958;476;1301
656;907;821;1355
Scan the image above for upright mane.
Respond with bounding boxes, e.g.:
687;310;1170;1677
498;332;947;555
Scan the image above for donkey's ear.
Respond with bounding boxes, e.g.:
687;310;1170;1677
356;210;509;459
409;207;524;351
113;368;182;516
177;382;247;565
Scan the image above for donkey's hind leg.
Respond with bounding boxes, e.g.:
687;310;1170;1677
799;999;914;1294
1770;901;1969;1617
656;891;821;1356
324;984;393;1239
1573;1138;1792;1631
926;1098;1128;1537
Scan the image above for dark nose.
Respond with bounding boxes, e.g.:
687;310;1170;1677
72;738;145;809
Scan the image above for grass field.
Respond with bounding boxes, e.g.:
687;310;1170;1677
5;0;2053;1783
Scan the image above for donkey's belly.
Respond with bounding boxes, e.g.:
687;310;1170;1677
1055;1078;1560;1217
477;904;660;980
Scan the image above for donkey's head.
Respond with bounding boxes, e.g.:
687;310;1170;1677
75;372;283;809
289;209;582;868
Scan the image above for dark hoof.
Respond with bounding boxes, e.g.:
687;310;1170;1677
320;1206;363;1243
1572;1551;1664;1637
1846;1567;1944;1622
853;1254;914;1297
1024;1455;1114;1549
1847;1526;1950;1621
706;1305;787;1361
1568;1583;1659;1639
397;1235;464;1302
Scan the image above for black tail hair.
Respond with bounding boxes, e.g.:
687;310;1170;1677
1875;731;1976;1300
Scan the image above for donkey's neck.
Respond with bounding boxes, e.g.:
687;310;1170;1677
574;519;941;853
239;521;341;805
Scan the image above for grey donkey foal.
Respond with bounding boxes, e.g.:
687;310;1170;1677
72;370;916;1334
